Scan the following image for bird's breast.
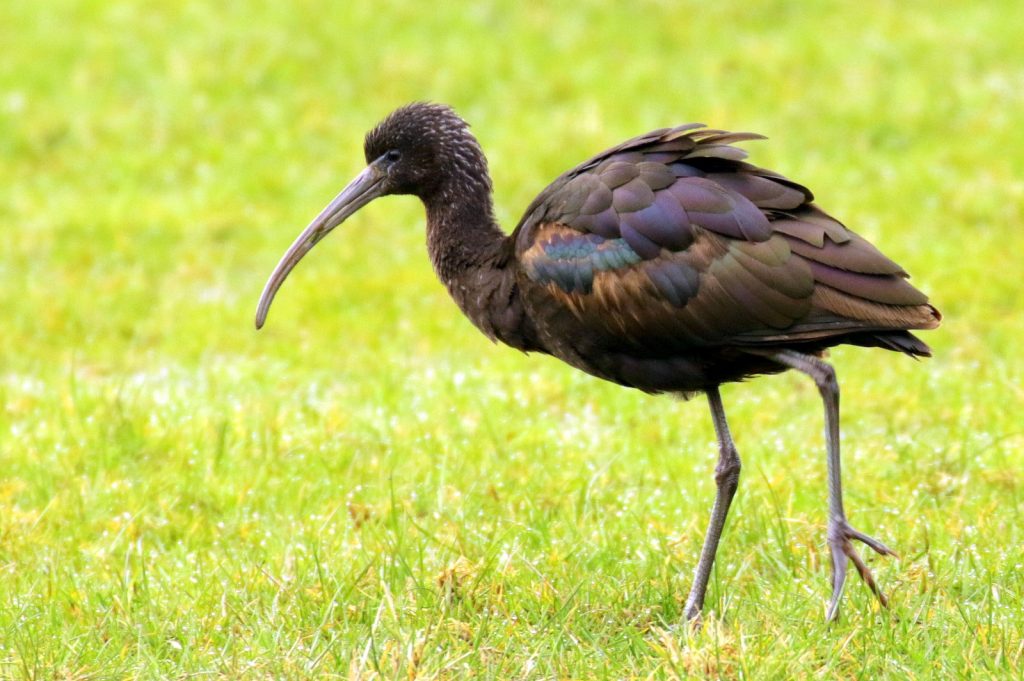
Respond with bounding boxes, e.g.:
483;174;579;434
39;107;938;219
442;267;543;354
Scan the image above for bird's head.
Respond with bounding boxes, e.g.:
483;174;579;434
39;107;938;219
363;102;482;198
254;102;485;329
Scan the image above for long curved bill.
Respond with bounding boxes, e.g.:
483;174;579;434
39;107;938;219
255;164;386;329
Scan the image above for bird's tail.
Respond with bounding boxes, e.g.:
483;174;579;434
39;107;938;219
865;331;933;358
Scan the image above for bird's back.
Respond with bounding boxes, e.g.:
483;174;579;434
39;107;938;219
511;124;940;393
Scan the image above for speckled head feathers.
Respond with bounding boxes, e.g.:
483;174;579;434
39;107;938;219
364;103;468;160
363;103;490;200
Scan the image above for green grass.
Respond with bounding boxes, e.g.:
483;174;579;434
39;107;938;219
2;0;1023;677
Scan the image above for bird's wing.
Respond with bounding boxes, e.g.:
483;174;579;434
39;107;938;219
513;125;938;351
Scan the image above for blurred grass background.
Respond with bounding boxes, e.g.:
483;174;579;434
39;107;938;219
1;0;1022;678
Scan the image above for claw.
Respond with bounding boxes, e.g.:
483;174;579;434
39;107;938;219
825;518;895;621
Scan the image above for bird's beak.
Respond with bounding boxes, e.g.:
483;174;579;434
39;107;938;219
255;163;386;329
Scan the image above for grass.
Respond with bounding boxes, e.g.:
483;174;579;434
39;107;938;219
2;0;1023;677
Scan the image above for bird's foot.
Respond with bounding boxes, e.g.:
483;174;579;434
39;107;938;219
682;601;702;628
825;516;896;621
676;599;710;635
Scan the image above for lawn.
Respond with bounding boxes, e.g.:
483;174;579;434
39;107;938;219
1;1;1022;678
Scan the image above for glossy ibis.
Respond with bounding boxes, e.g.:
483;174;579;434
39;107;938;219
255;103;940;622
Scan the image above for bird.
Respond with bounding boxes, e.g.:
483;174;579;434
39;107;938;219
255;102;941;622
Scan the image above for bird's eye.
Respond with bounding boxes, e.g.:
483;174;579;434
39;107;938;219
385;149;402;163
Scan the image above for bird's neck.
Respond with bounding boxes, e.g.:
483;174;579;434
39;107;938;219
423;182;538;352
425;187;507;284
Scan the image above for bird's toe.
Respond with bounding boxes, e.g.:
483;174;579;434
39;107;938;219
845;524;897;557
825;517;895;620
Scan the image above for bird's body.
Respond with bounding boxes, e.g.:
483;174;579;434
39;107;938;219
256;103;940;622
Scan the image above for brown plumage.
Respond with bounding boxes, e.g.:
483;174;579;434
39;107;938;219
255;103;940;623
512;124;938;394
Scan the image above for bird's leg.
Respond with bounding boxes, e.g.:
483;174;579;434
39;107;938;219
683;386;741;622
764;350;896;621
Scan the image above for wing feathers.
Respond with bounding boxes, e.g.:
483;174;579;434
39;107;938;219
514;123;940;353
805;261;929;306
